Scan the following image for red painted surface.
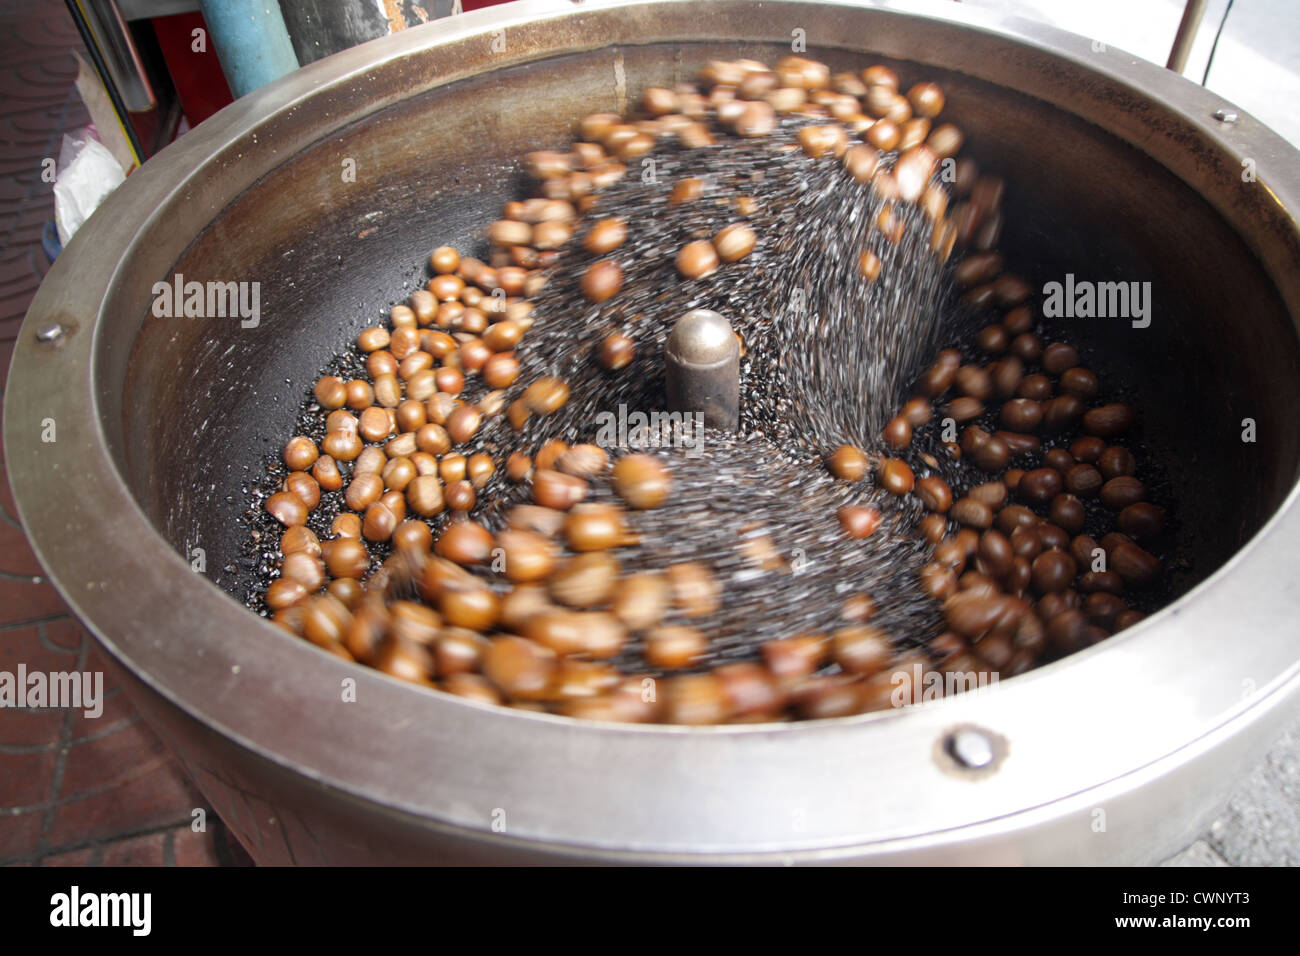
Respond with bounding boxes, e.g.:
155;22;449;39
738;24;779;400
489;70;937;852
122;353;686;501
151;11;234;128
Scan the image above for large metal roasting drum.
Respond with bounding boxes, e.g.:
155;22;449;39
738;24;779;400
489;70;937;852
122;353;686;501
7;0;1300;864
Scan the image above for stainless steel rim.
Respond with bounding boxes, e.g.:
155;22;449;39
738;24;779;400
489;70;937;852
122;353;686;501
6;0;1300;860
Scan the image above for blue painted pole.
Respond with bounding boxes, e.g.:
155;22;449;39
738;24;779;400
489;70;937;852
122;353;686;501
198;0;300;98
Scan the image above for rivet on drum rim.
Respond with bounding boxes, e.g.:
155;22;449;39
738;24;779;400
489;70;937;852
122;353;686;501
939;725;1007;775
948;727;995;767
35;321;67;346
1212;109;1239;124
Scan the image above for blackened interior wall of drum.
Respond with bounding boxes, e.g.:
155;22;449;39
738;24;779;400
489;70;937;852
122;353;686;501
106;42;1300;610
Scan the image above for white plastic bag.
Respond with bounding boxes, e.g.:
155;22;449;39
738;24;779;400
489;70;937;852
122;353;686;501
53;128;126;247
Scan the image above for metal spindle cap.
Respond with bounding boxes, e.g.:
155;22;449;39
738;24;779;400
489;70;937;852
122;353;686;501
666;309;735;365
665;309;740;431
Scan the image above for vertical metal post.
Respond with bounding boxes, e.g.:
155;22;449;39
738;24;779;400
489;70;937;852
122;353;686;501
665;309;740;431
197;0;299;98
1166;0;1210;73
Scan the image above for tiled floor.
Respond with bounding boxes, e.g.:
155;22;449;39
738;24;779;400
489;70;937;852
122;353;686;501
0;0;250;868
1;0;1296;867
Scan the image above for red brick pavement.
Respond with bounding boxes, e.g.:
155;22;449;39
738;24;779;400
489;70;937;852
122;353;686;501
0;0;250;867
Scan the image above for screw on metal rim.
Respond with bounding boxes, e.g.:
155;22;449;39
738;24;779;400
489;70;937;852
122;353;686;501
1213;108;1239;124
35;321;66;345
946;726;997;769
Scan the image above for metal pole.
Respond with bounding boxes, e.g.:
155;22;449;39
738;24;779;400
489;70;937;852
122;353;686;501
665;309;740;431
197;0;299;98
1166;0;1210;73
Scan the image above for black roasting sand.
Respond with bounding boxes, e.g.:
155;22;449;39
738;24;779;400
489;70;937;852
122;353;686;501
238;112;1175;676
